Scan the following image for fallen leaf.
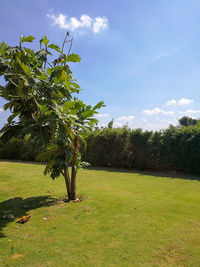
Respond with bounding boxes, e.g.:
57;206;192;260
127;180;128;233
16;216;31;224
11;254;24;259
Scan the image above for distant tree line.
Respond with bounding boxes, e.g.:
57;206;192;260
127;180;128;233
1;116;200;174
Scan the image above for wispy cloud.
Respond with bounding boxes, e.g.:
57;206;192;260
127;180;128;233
178;98;194;105
165;99;177;106
142;108;174;116
151;47;180;61
131;46;183;75
93;17;108;34
117;115;135;123
96;113;109;118
0;108;4;113
47;12;108;34
179;109;200;116
165;98;194;106
113;115;135;128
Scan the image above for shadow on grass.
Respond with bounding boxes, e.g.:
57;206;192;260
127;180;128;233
86;166;200;181
0;196;55;238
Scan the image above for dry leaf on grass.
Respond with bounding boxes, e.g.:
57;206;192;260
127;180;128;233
16;216;31;224
11;254;24;259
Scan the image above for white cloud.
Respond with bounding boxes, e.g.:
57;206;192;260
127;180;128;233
165;98;194;106
178;98;194;105
93;17;108;33
0;108;4;112
166;99;176;106
113;115;135;128
140;118;148;123
96;113;109;118
113;122;123;128
117;116;135;123
47;12;108;34
179;109;200;116
142;108;174;116
47;13;92;30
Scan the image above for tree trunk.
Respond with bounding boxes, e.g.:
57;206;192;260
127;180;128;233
71;166;77;200
63;167;71;200
70;137;79;200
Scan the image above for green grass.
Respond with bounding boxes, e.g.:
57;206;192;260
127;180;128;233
0;162;200;266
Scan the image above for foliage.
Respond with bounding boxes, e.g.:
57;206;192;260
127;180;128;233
0;34;104;200
83;126;130;167
1;122;200;174
83;124;200;174
178;116;198;127
107;119;114;129
0;136;41;161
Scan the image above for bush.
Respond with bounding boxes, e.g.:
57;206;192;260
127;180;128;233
0;136;41;161
1;124;200;175
83;124;200;174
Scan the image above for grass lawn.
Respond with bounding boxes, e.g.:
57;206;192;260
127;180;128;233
0;162;200;266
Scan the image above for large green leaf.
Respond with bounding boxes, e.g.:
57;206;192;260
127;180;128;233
17;58;31;76
48;44;61;53
66;53;81;63
20;35;36;43
42;35;49;47
0;41;7;54
93;101;105;110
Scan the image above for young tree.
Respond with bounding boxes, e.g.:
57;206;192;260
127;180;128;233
0;34;104;201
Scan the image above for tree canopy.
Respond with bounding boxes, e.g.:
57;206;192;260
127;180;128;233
0;33;104;200
178;116;199;127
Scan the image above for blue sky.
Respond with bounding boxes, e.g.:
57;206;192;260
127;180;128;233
1;0;200;130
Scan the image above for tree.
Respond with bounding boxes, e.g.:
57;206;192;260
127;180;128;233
0;34;104;201
179;116;197;127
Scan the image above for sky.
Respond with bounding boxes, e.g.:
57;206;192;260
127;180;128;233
1;0;200;130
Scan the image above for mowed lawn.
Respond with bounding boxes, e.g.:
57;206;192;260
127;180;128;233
0;162;200;267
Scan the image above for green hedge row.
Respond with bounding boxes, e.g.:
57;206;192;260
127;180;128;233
83;125;200;174
0;136;41;161
1;125;200;174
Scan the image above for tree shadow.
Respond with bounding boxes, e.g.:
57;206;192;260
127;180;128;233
0;195;55;238
86;166;200;181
